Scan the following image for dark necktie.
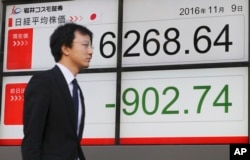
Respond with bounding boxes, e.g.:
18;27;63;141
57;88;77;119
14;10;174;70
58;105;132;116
72;79;79;126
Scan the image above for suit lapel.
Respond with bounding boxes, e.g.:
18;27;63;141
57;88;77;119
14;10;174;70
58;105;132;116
51;66;78;133
78;89;85;139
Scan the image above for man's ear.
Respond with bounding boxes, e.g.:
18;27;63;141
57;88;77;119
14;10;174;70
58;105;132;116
61;45;70;56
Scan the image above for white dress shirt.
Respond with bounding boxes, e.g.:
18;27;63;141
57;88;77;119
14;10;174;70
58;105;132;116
56;63;82;135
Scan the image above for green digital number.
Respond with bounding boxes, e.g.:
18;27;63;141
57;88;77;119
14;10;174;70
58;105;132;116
194;85;232;113
142;87;159;115
122;86;179;116
161;86;179;114
213;84;232;113
122;84;232;116
122;88;139;115
123;87;160;116
193;85;211;113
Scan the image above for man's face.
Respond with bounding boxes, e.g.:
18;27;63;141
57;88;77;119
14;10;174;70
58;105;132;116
69;31;93;69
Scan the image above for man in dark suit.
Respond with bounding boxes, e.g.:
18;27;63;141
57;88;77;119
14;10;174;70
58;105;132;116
21;23;93;160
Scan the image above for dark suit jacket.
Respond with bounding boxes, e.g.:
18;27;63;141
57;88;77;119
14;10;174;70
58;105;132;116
21;66;85;160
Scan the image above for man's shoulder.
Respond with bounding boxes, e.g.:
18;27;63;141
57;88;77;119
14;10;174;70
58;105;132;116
28;66;59;83
24;67;59;96
33;66;59;76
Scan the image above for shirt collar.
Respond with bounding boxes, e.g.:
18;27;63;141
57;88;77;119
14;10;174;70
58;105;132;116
56;63;75;84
